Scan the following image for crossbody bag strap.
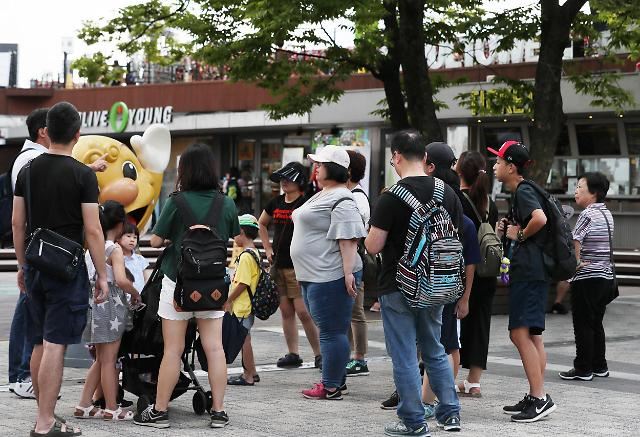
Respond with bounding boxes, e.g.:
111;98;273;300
462;192;487;223
598;208;616;280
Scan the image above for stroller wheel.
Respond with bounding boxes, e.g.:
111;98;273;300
206;391;213;413
137;395;152;414
192;390;207;416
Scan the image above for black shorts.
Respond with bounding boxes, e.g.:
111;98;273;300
508;280;547;335
440;302;460;354
24;262;90;345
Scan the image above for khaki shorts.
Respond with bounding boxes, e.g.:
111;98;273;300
273;267;301;300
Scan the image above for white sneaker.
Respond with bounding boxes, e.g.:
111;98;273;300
8;383;15;393
14;379;36;399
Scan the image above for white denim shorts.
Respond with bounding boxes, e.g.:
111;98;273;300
158;276;225;321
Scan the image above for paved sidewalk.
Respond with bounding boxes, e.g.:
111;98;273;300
0;286;639;436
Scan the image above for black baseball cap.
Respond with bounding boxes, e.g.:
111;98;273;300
425;142;457;168
487;140;531;166
269;161;308;187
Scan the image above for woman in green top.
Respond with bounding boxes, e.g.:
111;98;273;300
133;144;240;430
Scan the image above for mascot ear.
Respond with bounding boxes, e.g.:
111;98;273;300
130;124;171;173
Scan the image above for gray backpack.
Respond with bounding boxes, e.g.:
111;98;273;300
462;193;503;278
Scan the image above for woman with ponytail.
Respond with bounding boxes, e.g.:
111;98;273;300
455;151;499;397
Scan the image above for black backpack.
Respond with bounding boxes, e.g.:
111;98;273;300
515;180;577;281
236;249;280;320
172;192;230;311
0;148;34;248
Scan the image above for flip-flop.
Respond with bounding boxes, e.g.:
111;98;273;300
227;375;255;386
456;380;482;398
30;420;81;436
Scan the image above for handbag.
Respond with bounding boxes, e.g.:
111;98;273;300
196;312;248;366
23;161;83;282
598;209;619;305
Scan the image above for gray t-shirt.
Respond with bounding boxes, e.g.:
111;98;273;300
290;187;367;283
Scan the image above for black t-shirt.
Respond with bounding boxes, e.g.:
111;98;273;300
14;154;99;245
459;189;499;231
369;176;464;296
264;193;306;268
509;182;548;282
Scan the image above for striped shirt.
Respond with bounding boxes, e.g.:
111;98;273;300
571;203;614;281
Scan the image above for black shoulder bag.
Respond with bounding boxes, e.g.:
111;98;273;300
598;209;619;305
23;161;84;282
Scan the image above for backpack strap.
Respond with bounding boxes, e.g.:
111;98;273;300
172;192;198;227
462;192;489;223
351;187;369;201
388;184;423;211
203;193;225;229
236;249;263;301
432;178;445;203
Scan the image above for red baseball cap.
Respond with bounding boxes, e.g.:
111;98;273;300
487;140;530;166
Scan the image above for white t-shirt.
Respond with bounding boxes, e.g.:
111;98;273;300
11;140;48;191
124;253;150;293
352;184;370;229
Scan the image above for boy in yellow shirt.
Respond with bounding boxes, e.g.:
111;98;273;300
224;214;261;386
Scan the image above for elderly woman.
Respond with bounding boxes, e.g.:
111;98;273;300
559;172;614;381
290;145;366;400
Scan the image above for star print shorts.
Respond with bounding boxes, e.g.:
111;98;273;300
24;261;91;345
83;283;129;344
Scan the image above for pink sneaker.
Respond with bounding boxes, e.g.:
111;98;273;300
302;382;342;400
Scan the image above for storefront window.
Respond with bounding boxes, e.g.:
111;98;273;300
578;157;629;195
260;141;282;215
482;127;523;156
626;123;640;155
575;123;620;155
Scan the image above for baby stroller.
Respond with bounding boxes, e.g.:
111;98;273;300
120;250;213;416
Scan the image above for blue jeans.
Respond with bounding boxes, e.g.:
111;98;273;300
379;291;460;428
301;273;360;389
8;293;33;383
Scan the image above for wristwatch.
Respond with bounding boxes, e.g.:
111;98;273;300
517;229;526;243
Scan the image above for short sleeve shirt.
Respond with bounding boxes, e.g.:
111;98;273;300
264;194;306;268
14;153;99;245
152;191;240;281
124;253;150;293
290;187;366;283
369;176;464;295
571;203;614;281
509;182;547;282
231;248;261;318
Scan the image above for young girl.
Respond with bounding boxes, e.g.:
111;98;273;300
119;221;150;295
74;201;141;421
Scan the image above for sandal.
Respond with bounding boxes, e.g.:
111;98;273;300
73;405;104;419
456;380;482;398
102;407;134;421
227;375;255;386
30;420;81;436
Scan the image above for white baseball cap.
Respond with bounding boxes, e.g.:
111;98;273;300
307;145;350;169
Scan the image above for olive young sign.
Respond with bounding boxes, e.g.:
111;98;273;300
79;102;173;133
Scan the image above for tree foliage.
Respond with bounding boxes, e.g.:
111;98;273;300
75;0;639;184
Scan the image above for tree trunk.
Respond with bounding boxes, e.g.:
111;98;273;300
529;0;586;185
377;0;410;130
397;0;443;142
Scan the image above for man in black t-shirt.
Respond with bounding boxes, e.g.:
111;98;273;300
365;130;463;436
258;162;321;369
490;140;557;423
12;102;108;436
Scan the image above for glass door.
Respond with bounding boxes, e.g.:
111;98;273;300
259;140;283;214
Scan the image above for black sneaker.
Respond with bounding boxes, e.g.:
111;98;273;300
314;354;322;369
325;388;343;400
133;405;170;429
593;369;609;377
277;353;303;368
210;410;229;428
346;359;370;376
551;303;568;314
381;390;399;410
436;415;461;432
339;382;349;395
559;368;593;381
503;394;534;415
511;394;557;423
119;398;134;408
